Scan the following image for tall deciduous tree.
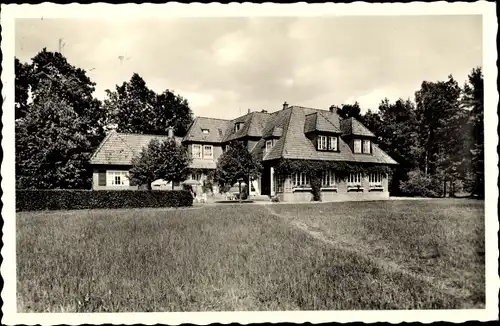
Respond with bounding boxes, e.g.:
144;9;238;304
15;58;32;120
214;141;262;191
415;75;462;180
129;138;192;190
104;73;194;136
362;98;421;195
15;49;105;189
331;102;362;120
462;67;484;197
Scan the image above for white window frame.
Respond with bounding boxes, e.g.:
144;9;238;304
363;140;371;154
318;135;328;150
265;139;273;153
192;144;202;159
202;129;209;134
347;172;362;186
107;170;129;187
274;174;285;193
235;123;243;132
329;136;338;151
354;139;362;153
321;170;337;187
369;172;383;186
203;144;213;159
291;172;309;187
190;172;203;181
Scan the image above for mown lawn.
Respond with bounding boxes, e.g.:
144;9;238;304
16;199;484;312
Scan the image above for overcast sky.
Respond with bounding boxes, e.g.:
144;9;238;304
15;15;482;119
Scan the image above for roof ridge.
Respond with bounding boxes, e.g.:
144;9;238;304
196;116;231;121
115;131;182;138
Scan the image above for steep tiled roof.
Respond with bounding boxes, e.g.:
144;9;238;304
260;105;396;164
183;117;230;143
223;111;271;142
90;131;182;165
304;112;341;134
91;105;397;167
340;117;376;137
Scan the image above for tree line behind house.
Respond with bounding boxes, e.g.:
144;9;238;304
14;49;484;198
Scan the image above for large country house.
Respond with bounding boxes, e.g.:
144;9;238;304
90;103;398;202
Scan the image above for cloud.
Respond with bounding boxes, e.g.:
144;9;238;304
15;15;482;119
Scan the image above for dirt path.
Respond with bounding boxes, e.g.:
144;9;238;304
262;205;474;305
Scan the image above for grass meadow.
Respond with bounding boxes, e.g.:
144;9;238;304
16;199;485;312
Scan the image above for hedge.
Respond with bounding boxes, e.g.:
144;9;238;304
16;189;193;212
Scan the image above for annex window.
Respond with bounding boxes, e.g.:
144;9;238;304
347;172;362;185
192;144;202;158
107;171;129;187
202;129;210;134
291;172;309;187
363;140;371;154
321;170;337;187
353;139;362;153
369;172;383;185
317;135;328;150
328;136;338;151
265;139;273;153
203;145;213;159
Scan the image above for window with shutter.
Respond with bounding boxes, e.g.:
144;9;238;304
98;170;106;186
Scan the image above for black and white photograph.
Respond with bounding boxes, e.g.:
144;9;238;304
1;2;498;325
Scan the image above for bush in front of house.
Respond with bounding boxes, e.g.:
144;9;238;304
16;189;193;212
399;170;442;197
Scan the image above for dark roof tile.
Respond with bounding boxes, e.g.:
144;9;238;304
90;131;182;165
183;117;230;143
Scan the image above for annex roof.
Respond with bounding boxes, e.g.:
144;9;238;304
89;131;182;165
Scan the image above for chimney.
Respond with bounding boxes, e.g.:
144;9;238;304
282;101;289;110
248;108;251;114
167;126;174;138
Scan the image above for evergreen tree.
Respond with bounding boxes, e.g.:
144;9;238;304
462;67;484;197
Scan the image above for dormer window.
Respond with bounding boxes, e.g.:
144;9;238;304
363;140;371;154
234;122;243;132
202;129;209;134
328;136;338;151
353;139;362;153
317;135;338;151
318;136;328;150
265;139;274;153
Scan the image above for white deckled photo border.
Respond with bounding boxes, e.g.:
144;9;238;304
1;2;498;325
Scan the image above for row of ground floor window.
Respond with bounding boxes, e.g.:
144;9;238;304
92;167;389;202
